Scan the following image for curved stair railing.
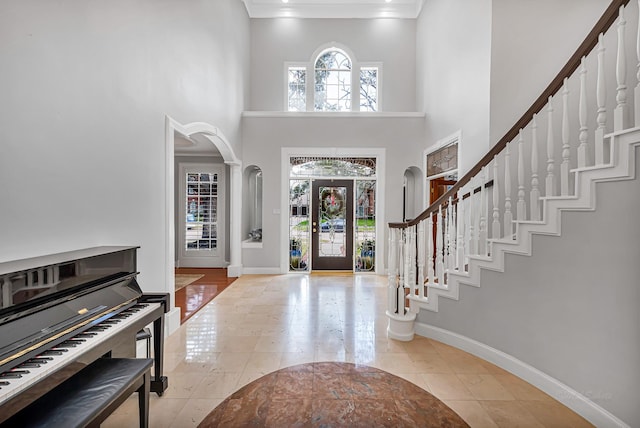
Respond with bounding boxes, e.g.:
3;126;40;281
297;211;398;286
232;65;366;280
387;0;638;339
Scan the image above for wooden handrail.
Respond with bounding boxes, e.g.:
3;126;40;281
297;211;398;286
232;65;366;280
391;0;630;229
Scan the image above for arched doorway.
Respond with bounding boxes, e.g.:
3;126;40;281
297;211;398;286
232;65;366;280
164;117;242;285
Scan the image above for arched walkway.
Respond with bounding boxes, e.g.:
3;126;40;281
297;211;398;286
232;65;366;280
164;116;243;288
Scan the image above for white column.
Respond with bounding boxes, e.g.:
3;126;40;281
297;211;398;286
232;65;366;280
227;162;243;277
388;228;398;313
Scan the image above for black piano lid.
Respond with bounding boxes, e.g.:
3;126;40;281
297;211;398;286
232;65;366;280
0;275;143;364
0;246;142;366
0;246;139;277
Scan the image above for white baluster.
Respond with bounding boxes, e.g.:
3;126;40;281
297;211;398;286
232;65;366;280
530;114;541;221
450;198;457;269
456;191;466;270
561;78;571;196
468;179;478;255
578;57;589;168
427;213;435;285
492;156;501;238
443;205;449;274
411;225;417;289
407;225;415;297
546;96;556;196
635;0;640;127
398;230;405;307
403;228;411;289
517;130;527;220
447;197;456;269
595;33;607;165
387;227;398;313
479;168;488;256
615;5;628;131
436;206;445;286
417;221;425;298
504;142;513;238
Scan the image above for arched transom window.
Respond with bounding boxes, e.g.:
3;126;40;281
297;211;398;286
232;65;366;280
286;44;381;113
314;49;352;112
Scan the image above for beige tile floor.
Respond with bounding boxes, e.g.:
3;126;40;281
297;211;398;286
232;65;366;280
103;274;593;427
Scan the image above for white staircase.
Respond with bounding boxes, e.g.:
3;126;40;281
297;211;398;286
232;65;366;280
386;1;639;426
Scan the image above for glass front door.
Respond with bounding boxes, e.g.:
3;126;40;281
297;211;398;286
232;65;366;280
311;180;353;270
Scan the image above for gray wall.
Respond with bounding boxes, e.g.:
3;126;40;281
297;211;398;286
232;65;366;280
244;16;423;270
418;149;640;426
249;18;417;112
241;115;425;269
489;0;610;143
416;0;492;173
0;0;250;294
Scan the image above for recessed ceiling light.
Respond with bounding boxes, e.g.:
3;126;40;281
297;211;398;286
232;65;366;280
282;0;289;3
385;0;392;3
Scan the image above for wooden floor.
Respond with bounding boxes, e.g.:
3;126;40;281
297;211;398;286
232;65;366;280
174;268;236;324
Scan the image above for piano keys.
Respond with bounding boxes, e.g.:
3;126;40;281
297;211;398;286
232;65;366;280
0;246;169;424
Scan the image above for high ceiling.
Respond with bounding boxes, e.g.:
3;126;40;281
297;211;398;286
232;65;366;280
241;0;425;19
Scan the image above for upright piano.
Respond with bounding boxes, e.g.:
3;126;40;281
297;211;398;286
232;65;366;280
0;246;169;423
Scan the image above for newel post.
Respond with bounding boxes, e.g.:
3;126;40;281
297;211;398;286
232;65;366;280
386;226;416;341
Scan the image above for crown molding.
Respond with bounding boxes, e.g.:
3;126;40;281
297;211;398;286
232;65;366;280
242;0;425;19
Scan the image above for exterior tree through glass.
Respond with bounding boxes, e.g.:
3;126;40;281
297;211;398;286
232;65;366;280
314;50;352;111
360;67;378;112
288;67;306;112
289;179;310;271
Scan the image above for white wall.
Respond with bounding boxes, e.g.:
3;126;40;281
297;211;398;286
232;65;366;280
416;0;492;174
489;0;610;143
0;0;250;297
249;18;417;112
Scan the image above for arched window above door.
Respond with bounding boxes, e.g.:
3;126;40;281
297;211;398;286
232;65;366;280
314;48;352;112
286;43;381;112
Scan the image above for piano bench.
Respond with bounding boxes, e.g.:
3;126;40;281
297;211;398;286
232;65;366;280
3;357;153;428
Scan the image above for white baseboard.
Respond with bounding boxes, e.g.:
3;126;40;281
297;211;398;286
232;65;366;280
241;267;282;274
227;264;243;277
165;307;181;337
415;322;629;428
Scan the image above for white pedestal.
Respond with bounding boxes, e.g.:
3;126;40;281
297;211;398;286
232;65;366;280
386;310;416;341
